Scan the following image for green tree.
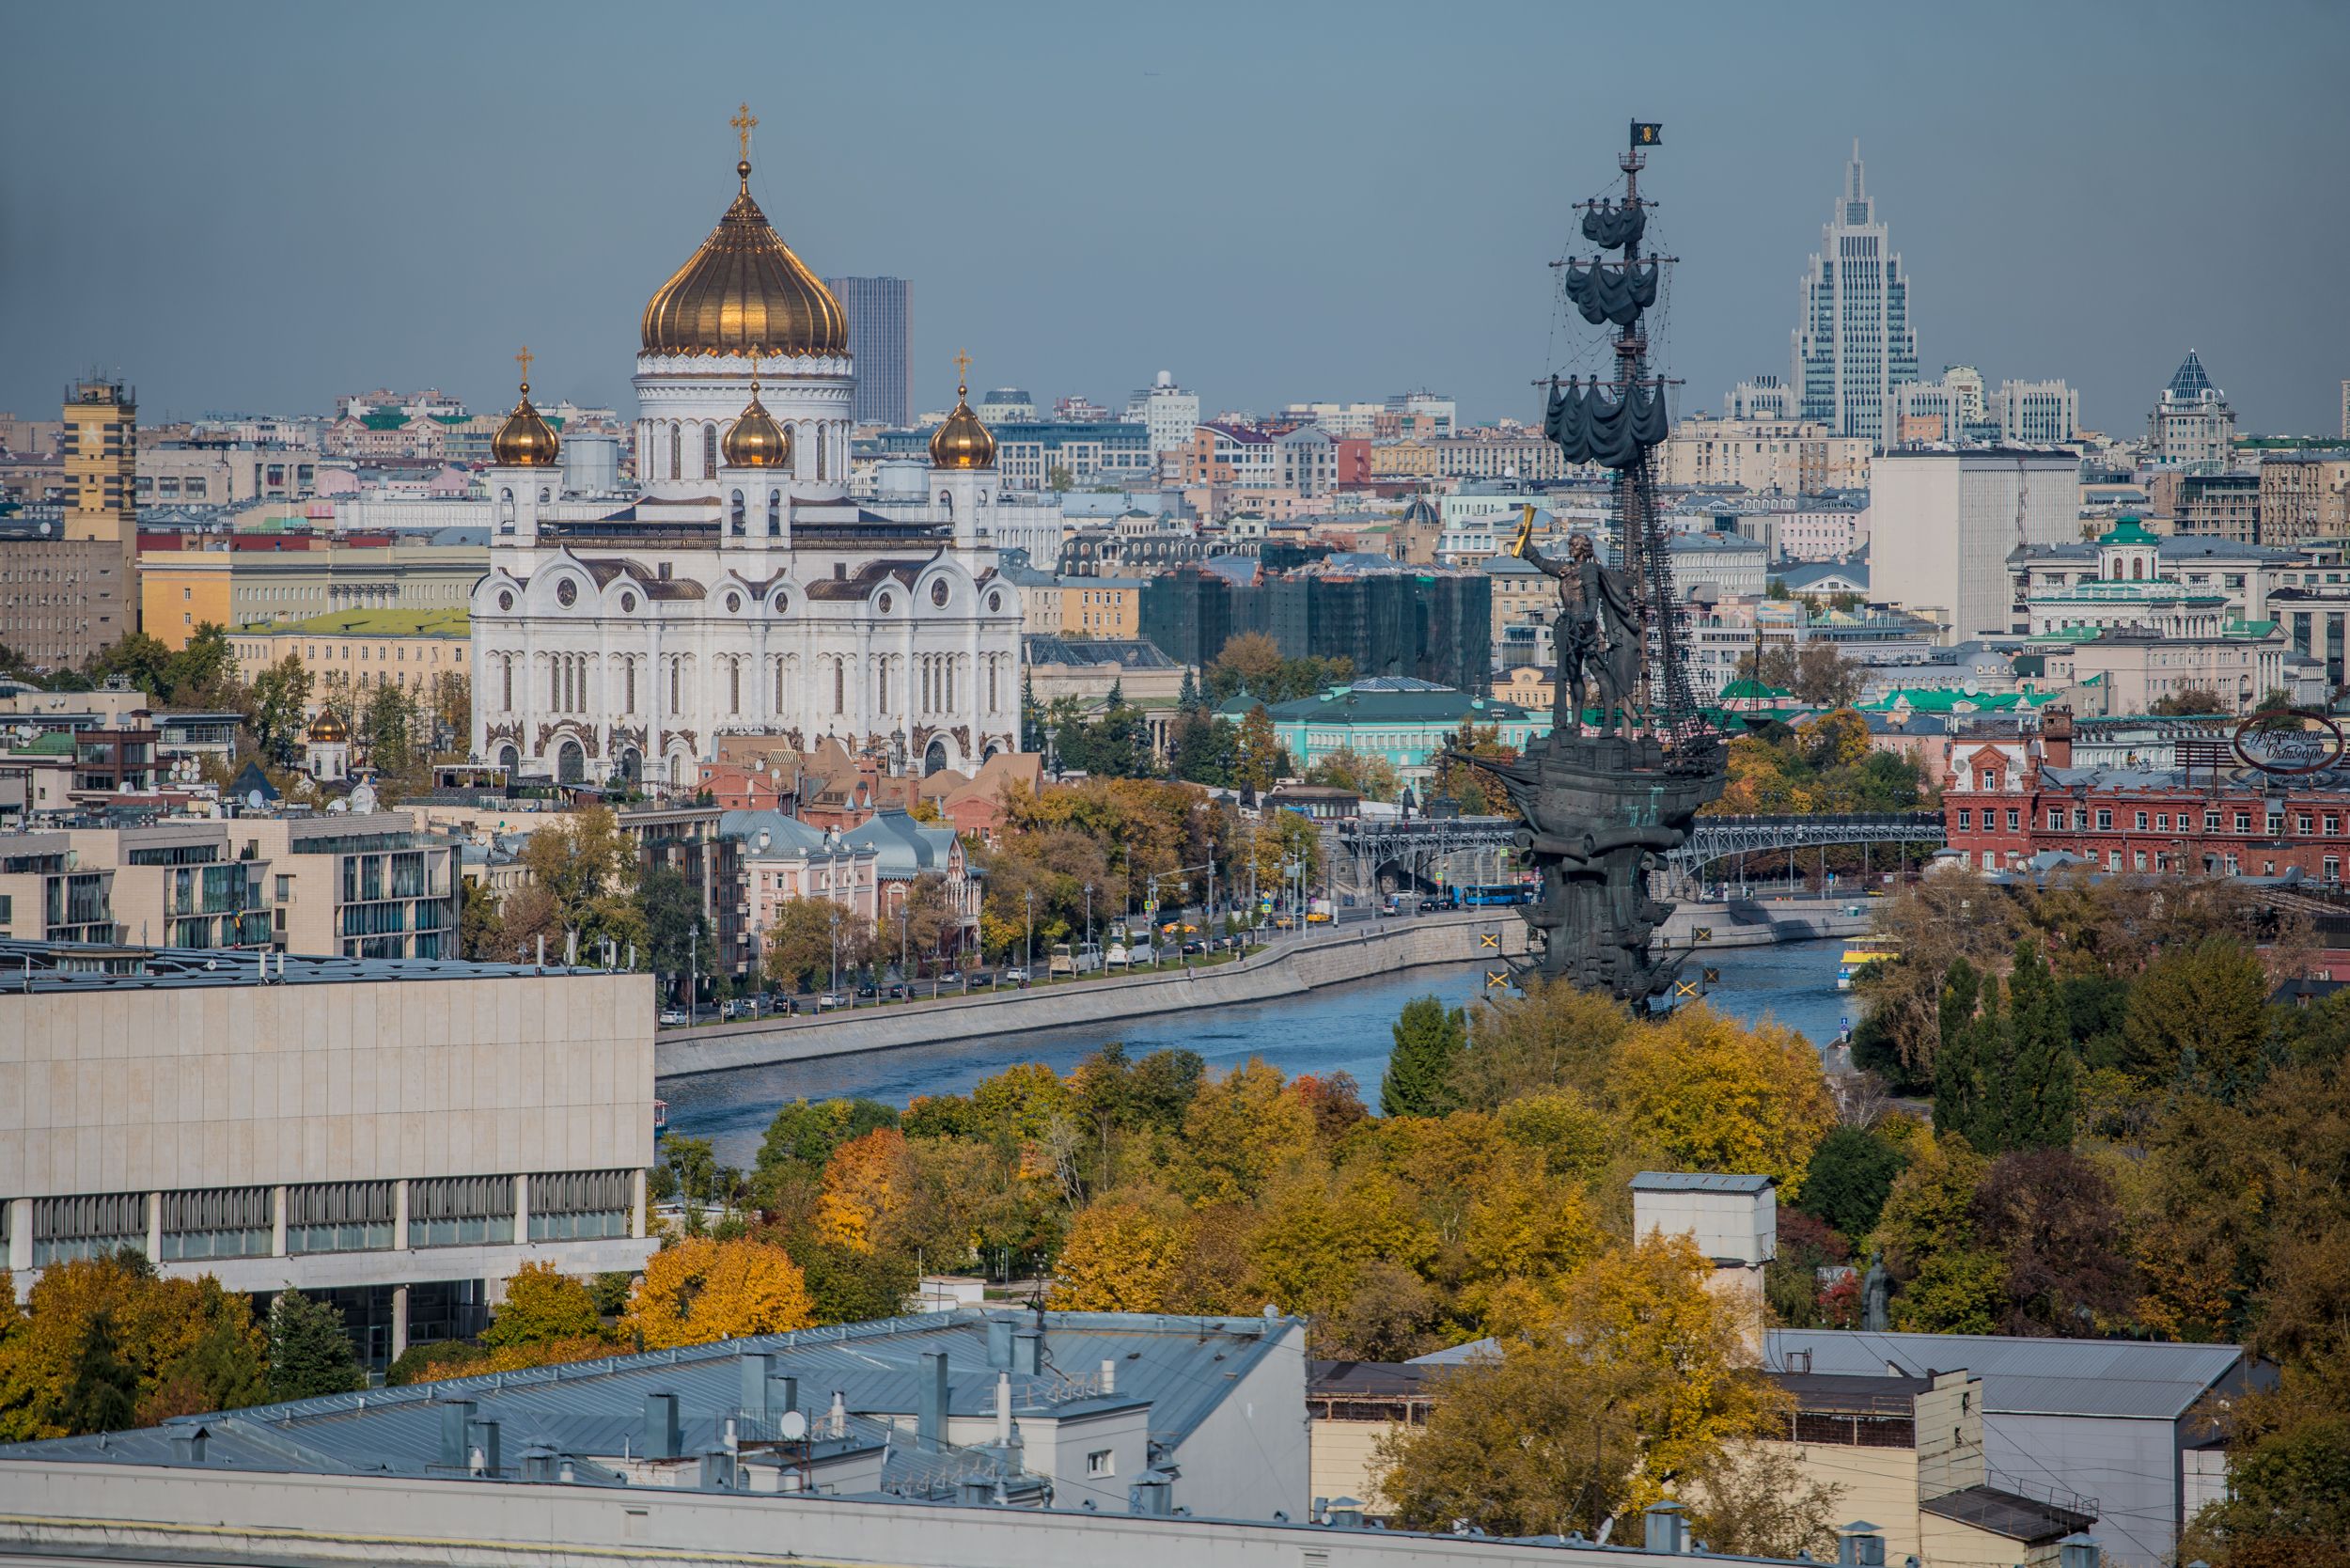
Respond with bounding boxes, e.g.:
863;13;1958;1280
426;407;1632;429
756;1098;901;1184
1797;1125;1909;1241
164;624;241;708
1167;709;1237;787
1998;939;2076;1150
2121;938;2271;1099
1873;1133;2001;1333
248;653;314;766
458;876;503;961
761;898;863;993
636;865;702;977
84;631;174;698
1381;996;1466;1117
1020;671;1043;752
265;1291;364;1401
359;679;418;776
57;1310;138;1435
1934;960;1990;1148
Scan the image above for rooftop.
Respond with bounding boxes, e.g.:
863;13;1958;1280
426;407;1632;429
0;935;603;994
1762;1328;2247;1420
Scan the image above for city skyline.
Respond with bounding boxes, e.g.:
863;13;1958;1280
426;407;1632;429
3;1;2345;435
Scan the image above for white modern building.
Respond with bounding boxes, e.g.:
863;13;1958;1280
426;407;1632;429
1871;447;2080;642
0;937;655;1367
1793;144;1919;445
1995;378;2080;446
469;140;1026;789
1126;370;1200;455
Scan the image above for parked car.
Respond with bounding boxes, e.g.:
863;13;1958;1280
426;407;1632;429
1002;965;1029;984
1105;943;1130;969
814;992;847;1011
658;1008;688;1027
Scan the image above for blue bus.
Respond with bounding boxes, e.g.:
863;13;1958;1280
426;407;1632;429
1441;884;1534;908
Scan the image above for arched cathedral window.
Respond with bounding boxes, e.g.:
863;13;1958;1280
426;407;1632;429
668;424;682;478
702;423;718;477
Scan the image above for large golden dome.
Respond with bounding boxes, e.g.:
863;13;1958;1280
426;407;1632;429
490;373;560;467
930;368;996;471
641;154;848;359
722;377;791;468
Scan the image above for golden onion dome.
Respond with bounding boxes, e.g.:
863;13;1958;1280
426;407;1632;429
640;153;848;359
722;377;791;468
490;377;560;467
929;371;996;471
306;708;348;744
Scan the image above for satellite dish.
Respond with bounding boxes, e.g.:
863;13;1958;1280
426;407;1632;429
776;1410;807;1441
246;789;264;810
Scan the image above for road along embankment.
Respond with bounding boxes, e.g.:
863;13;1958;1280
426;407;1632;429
656;911;1531;1078
654;898;1875;1079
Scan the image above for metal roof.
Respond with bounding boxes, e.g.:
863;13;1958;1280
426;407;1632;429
1630;1171;1774;1193
0;935;605;994
0;1309;1297;1483
1763;1330;2244;1419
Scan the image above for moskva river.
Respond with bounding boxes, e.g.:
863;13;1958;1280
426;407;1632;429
662;937;1859;1165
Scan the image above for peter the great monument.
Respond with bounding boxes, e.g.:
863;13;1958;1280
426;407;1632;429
1459;122;1726;1006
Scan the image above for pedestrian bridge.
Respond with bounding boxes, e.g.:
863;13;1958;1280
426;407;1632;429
1328;810;1946;897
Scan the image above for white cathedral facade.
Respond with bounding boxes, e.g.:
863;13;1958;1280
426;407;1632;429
469;131;1026;790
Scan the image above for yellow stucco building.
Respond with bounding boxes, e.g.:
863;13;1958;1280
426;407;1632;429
139;552;236;649
228;608;470;710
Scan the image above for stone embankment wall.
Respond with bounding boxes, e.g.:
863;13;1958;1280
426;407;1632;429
656;899;1874;1078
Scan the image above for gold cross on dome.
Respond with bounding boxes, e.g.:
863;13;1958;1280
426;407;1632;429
731;103;758;162
952;348;972;391
515;345;533;389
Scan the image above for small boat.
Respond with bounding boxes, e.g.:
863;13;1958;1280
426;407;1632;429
1837;941;1899;991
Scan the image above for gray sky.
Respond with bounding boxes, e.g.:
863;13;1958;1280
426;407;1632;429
4;0;2344;436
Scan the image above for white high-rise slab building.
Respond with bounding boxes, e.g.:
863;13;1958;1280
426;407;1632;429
1793;143;1919;446
1127;370;1200;455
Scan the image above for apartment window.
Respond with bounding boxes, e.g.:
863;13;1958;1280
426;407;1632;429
1087;1449;1115;1477
2234;811;2253;833
274;875;291;902
2046;808;2063;831
2134;851;2148;870
2135;811;2149;830
2095;809;2113;831
2298;813;2316;835
2327;815;2342;836
2268;811;2286;837
2327;855;2342;884
528;1169;633;1241
287;1180;394;1254
160;1186;272;1261
2204;810;2222;832
411;1175;515;1247
2155;813;2170;831
1957;808;1972;831
31;1192;147;1266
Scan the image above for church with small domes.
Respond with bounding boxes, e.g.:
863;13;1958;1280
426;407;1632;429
469;110;1025;790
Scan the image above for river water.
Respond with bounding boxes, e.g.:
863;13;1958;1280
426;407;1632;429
662;937;1861;1165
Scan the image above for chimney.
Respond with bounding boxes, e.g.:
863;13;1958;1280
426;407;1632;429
1837;1521;1888;1566
643;1392;681;1460
1643;1500;1687;1553
2042;704;2075;770
438;1400;477;1467
1916;1371;1986;1498
1100;1357;1116;1395
995;1372;1012;1446
917;1351;948;1447
699;1446;739;1490
1010;1326;1042;1375
469;1419;501;1477
739;1352;773;1419
773;1372;799;1423
169;1425;208;1464
828;1388;847;1438
1128;1470;1173;1516
986;1316;1014;1369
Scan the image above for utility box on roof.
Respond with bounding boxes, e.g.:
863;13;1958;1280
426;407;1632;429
1630;1170;1776;1264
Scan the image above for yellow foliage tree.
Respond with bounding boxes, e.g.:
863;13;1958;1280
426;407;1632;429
622;1236;816;1349
1048;1200;1192;1311
0;1256;265;1439
1376;1233;1785;1538
1605;1003;1834;1198
1176;1059;1319;1205
813;1128;916;1255
1246;1168;1439;1322
482;1262;608;1348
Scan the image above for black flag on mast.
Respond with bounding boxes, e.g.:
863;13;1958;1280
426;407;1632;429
1631;121;1662;148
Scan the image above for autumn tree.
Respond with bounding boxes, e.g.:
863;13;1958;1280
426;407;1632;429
481;1262;608;1348
761;898;866;992
1234;703;1283;792
248;653;314;766
1381;995;1465;1117
1447;977;1632;1111
1305;745;1401;803
0;1256;268;1438
1048;1200;1192;1311
1376;1234;1787;1539
1176;1059;1318;1204
516;807;646;960
1872;1132;2001;1333
2120;937;2270;1098
623;1236;816;1348
1970;1149;2137;1335
1605;1004;1835;1198
1428;722;1516;816
812;1128;918;1254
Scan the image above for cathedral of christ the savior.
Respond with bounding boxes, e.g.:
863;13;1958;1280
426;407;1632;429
469;112;1025;790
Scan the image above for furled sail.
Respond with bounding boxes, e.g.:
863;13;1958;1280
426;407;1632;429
1543;379;1670;471
1579;199;1645;252
1561;258;1659;328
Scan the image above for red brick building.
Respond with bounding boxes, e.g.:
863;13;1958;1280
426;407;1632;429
1943;711;2350;886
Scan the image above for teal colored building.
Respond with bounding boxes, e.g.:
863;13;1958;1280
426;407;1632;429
1219;677;1544;781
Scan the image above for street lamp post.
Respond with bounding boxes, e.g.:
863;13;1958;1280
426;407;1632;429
1083;882;1093;952
1024;887;1033;984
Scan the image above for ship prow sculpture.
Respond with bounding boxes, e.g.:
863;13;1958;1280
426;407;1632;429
1452;120;1726;1007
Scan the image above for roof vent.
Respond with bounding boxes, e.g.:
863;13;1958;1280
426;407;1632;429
168;1424;208;1464
437;1400;477;1468
644;1392;681;1460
